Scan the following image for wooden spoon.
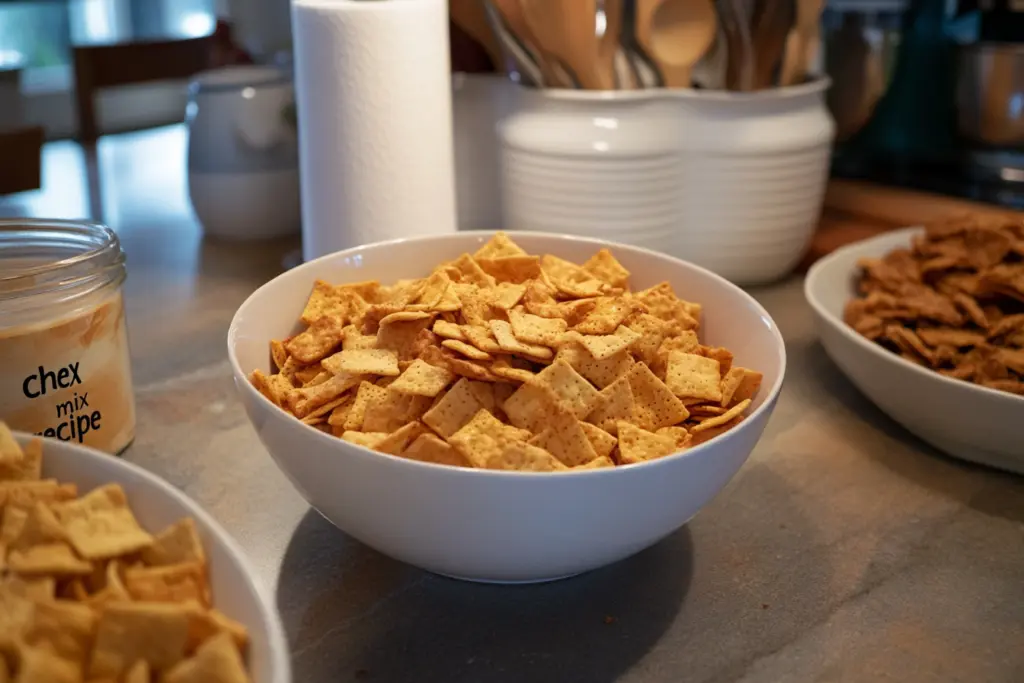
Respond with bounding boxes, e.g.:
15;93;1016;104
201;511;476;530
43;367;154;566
520;0;619;90
449;0;504;70
778;0;823;85
491;0;574;87
750;0;795;89
636;0;718;89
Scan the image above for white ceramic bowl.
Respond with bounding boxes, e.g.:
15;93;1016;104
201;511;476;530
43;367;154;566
13;433;291;683
228;232;786;583
805;227;1024;474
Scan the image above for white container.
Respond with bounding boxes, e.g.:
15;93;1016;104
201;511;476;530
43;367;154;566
228;231;786;583
499;80;835;285
452;73;514;231
186;65;301;241
672;80;835;284
499;89;684;253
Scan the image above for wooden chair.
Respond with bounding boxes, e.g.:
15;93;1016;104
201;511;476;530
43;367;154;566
72;34;215;144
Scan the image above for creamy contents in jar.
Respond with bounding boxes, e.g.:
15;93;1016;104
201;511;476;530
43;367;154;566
0;290;135;454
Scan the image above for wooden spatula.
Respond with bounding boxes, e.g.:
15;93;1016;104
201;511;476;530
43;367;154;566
520;0;619;90
635;0;718;88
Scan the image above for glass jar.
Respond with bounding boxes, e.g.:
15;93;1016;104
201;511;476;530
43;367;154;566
0;219;136;454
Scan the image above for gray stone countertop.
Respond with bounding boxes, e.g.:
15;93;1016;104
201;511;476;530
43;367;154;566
10;127;1024;683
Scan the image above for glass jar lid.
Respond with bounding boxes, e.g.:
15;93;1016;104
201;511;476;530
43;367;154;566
0;219;127;313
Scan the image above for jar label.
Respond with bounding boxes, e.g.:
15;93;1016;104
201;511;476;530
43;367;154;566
0;292;136;454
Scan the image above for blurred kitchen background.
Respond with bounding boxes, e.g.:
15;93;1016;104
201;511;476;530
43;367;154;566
0;0;1022;282
0;0;290;137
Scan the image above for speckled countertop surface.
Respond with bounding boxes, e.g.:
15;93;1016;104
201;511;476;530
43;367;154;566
8;127;1024;683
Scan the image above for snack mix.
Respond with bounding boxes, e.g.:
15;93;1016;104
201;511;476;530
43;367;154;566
845;215;1024;396
251;233;763;471
0;422;253;683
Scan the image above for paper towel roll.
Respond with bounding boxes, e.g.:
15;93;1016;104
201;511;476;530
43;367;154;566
292;0;457;260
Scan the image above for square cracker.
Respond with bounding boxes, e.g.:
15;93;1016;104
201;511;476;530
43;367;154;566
285;317;344;363
401;433;471;468
690;399;751;433
665;351;723;402
508;307;568;346
579;422;618;459
374;422;428;455
489;358;535;385
556;341;633;389
342;432;388;449
89;602;191;677
442;339;492;361
578;325;640;361
502;382;560;433
477;255;542;284
627;362;689;431
485;441;567;472
7;542;92;575
573;298;637;335
623;313;674;366
617;423;679;465
448;409;530;468
490;320;554;360
163;631;249;683
140;519;205;567
582;248;630;289
422;378;488;438
324;348;400;377
0;433;41;482
528;410;598;467
460;325;503;354
362;389;432;433
473;232;527;260
489;282;527;310
534;359;603;419
574;455;615;470
390;359;455;397
585;375;635;434
343;381;389;431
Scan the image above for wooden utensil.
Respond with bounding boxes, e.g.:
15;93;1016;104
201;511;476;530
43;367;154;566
750;0;795;89
490;0;574;87
450;0;504;69
778;0;823;85
716;0;755;90
634;0;718;88
520;0;618;90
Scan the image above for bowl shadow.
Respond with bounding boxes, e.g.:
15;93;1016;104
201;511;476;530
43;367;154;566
275;510;692;683
802;340;1024;524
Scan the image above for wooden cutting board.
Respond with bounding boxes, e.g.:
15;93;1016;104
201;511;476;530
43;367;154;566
797;179;1024;271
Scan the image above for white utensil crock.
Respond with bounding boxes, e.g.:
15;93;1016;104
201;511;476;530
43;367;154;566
500;89;682;253
499;80;835;285
187;65;301;240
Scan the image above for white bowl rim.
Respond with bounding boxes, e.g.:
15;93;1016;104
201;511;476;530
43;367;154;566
12;431;293;683
228;230;787;479
804;226;1024;406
